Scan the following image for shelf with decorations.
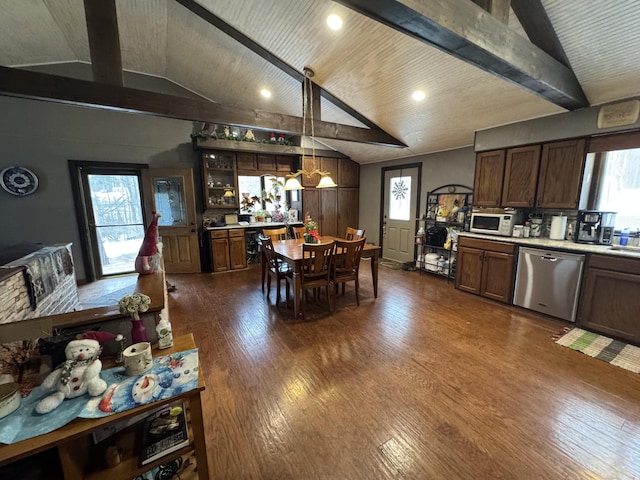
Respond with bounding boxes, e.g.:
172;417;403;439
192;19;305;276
415;184;472;280
203;150;238;209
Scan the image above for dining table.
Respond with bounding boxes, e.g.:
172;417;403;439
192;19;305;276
265;236;381;319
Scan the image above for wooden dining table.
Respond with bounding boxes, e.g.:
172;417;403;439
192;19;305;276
265;236;381;319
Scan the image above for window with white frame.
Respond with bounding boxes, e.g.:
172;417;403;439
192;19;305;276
596;148;640;231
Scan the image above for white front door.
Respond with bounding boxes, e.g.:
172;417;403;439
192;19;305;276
382;166;420;263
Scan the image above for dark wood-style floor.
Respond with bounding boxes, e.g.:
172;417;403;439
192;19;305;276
166;261;640;480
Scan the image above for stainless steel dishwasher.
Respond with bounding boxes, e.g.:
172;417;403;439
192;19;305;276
513;247;585;322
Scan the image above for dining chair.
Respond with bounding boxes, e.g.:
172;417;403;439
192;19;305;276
291;226;306;239
331;237;366;305
259;236;290;305
263;227;288;241
345;227;366;240
287;241;334;320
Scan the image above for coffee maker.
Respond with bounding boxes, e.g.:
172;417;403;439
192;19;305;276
575;210;617;244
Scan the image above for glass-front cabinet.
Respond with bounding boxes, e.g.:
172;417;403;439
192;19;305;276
203;150;238;209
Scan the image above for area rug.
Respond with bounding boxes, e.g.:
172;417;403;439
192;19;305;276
378;259;404;270
555;327;640;373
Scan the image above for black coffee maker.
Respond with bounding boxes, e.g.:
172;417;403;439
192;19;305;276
575;210;617;244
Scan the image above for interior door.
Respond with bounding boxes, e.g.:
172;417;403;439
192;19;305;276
144;168;201;273
382;166;419;263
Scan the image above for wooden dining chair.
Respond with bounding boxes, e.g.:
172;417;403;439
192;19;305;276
331;237;366;305
287;241;334;320
345;227;366;240
259;236;290;305
263;227;288;241
291;226;306;239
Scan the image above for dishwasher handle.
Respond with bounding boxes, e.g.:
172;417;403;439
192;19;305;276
539;255;558;262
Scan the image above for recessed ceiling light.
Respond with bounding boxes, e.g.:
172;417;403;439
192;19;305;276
327;14;343;30
412;90;426;101
260;89;272;98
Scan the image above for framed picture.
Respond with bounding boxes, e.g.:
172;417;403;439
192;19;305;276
436;194;467;221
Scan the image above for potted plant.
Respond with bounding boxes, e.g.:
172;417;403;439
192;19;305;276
262;178;285;207
254;209;268;223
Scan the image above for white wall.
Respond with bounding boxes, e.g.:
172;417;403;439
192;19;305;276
0;95;200;281
359;147;476;245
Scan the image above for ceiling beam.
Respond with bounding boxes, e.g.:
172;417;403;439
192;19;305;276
83;0;123;86
471;0;510;24
172;0;404;143
510;0;571;68
336;0;588;110
0;67;406;148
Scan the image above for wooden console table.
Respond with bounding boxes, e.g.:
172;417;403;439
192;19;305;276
0;334;209;479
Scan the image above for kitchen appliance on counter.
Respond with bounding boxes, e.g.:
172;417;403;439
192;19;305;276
469;210;523;236
575;210;617;244
513;247;585;322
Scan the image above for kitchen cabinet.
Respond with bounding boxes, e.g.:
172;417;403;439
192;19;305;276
455;236;516;303
301;156;338;187
337;188;359;237
202;150;238;209
210;229;247;272
302;188;338;237
338;159;360;187
473;150;505;207
502;145;541;207
578;254;640;344
536;138;586;208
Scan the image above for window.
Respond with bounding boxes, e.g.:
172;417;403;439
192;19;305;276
596;148;640;231
237;174;286;214
388;175;411;221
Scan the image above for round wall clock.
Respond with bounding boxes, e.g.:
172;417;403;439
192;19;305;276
1;166;39;196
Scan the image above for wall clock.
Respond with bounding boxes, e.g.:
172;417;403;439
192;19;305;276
1;166;39;196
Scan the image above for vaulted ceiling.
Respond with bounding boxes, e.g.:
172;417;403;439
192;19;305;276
1;0;640;164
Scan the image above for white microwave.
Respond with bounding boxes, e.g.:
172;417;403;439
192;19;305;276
470;211;523;236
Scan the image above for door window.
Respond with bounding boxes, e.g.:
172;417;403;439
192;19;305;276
153;177;187;227
388;175;411;221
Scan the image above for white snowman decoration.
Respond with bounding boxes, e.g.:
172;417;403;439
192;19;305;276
36;339;107;414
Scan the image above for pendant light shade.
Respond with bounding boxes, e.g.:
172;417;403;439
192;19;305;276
316;175;337;188
284;176;304;190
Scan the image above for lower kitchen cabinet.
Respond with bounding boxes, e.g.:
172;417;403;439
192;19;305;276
210;229;247;272
578;254;640;344
455;236;516;303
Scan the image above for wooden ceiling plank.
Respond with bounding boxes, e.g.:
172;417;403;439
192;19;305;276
0;67;405;148
336;0;588;110
83;0;123;86
172;0;405;145
510;0;571;68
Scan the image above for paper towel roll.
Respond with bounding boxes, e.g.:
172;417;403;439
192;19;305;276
550;216;567;240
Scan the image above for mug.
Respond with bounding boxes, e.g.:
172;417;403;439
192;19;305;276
123;342;153;376
530;219;543;237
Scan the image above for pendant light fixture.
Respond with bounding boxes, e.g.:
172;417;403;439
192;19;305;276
284;67;337;190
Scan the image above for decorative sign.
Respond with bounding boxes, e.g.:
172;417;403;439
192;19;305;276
1;166;39;196
597;99;640;129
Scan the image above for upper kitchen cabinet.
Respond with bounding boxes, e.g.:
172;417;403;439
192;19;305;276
338;159;359;188
473;150;505;207
502;145;541;208
301;156;338;187
536;138;586;209
203;150;238;209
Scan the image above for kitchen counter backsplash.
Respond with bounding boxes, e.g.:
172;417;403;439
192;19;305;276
458;232;640;259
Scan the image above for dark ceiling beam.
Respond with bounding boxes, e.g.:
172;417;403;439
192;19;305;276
336;0;588;110
471;0;510;24
172;0;404;142
83;0;123;86
510;0;571;68
0;67;406;148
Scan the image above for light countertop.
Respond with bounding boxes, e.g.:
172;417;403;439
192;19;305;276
457;232;640;259
206;221;303;231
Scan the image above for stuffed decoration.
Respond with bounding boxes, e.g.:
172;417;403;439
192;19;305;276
35;339;107;414
135;211;161;275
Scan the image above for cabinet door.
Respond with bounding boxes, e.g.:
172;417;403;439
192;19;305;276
236;153;257;171
455;246;483;294
338;188;359;238
536;138;586;208
338;159;359;187
276;155;293;172
301;156;321;187
502;145;540;207
302;188;321;225
320;188;338;237
474;150;505;207
211;237;230;272
480;251;514;303
257;154;277;172
579;267;640;344
229;234;247;270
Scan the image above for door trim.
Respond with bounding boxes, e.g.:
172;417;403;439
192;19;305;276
379;162;422;256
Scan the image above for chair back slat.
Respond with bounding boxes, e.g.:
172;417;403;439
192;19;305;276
301;242;334;284
345;227;366;241
333;238;366;276
259;236;278;269
264;227;287;241
291;226;306;239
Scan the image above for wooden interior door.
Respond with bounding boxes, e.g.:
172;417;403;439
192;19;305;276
144;168;201;273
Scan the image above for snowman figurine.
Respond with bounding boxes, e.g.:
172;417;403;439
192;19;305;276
35;338;107;414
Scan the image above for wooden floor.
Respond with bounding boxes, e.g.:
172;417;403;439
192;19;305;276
166;262;640;480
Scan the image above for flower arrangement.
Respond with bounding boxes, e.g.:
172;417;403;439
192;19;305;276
304;214;320;242
119;293;151;343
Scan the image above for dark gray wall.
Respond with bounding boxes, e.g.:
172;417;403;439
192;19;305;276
0;95;199;281
359;147;476;245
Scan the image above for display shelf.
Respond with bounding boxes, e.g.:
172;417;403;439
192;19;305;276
203;150;238;209
415;184;472;281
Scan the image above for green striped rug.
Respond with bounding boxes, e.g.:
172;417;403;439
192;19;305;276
555;328;640;373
